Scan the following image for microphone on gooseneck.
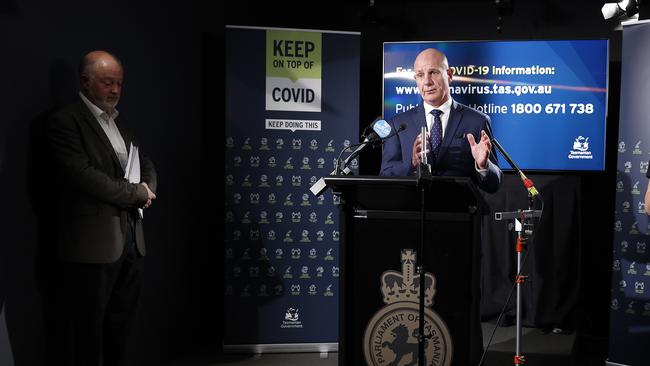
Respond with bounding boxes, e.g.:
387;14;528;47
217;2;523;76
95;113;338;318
309;119;407;197
341;119;407;168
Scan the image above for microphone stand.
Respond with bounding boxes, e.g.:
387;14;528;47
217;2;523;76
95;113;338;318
310;124;406;197
489;138;543;366
417;126;432;366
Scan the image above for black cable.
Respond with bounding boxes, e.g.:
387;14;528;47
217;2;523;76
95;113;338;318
335;142;358;172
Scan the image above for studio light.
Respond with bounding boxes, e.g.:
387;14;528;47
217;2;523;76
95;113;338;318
602;0;639;21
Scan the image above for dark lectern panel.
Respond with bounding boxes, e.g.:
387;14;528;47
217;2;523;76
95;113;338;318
330;175;484;365
343;215;482;365
325;175;486;213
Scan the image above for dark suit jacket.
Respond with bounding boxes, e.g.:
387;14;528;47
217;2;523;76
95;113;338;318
380;100;502;193
46;99;157;263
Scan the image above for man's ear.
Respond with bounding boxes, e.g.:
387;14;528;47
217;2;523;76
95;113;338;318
447;68;453;83
80;74;90;91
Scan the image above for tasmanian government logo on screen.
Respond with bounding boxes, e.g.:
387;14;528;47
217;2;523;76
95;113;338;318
266;30;322;112
568;135;593;160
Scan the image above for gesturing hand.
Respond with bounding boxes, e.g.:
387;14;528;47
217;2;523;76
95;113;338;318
466;130;491;170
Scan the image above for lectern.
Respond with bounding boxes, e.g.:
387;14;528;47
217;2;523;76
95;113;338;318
324;175;486;366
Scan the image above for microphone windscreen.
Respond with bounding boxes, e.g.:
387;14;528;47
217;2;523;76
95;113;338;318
372;119;392;138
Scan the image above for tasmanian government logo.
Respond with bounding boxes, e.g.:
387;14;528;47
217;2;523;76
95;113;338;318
568;136;593;160
281;307;303;329
363;249;453;366
286;307;299;321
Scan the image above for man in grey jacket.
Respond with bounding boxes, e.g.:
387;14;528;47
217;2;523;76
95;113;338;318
47;50;157;366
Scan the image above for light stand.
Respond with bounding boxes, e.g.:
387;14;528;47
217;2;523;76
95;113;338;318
493;206;541;365
488;138;543;366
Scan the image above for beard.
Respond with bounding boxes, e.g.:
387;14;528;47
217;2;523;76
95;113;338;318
94;96;120;114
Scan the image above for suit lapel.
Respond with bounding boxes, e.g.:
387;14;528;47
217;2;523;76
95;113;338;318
406;105;427;158
77;101;126;174
398;105;425;159
415;104;427;135
115;117;133;152
436;100;463;161
406;105;427;143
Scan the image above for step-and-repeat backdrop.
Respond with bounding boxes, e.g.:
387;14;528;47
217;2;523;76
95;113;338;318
224;25;359;349
609;20;650;366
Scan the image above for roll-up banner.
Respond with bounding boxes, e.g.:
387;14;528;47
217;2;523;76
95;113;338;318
224;25;360;351
608;20;650;366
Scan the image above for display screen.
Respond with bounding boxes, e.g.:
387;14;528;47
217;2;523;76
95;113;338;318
383;40;608;171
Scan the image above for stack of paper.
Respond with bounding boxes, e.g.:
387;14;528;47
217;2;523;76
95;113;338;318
124;143;143;218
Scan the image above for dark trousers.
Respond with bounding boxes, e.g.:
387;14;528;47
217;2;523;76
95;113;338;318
58;218;143;366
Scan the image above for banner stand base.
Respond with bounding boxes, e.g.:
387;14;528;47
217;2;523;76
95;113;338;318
223;342;338;354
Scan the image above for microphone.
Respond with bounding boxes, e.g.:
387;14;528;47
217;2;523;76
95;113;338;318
380;122;408;141
309;120;406;197
362;118;393;143
490;138;539;197
340;120;406;169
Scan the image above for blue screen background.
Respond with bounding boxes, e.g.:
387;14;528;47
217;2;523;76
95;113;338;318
383;40;608;171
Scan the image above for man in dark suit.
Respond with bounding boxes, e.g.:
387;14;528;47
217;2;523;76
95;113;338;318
46;50;157;365
380;48;502;193
380;48;502;364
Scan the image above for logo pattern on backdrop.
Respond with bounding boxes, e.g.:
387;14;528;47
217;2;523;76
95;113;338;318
225;134;357;300
612;138;650;318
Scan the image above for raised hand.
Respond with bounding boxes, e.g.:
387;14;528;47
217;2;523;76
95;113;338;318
467;130;491;170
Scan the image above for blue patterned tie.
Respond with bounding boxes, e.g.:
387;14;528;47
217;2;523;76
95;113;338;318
430;109;443;158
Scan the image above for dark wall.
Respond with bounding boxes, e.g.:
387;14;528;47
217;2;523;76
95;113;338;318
0;0;619;364
0;1;221;364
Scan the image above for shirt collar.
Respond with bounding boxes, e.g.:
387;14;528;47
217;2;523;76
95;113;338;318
423;97;453;117
79;92;119;122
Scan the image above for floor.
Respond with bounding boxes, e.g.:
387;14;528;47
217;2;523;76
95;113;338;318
163;352;337;366
161;322;606;366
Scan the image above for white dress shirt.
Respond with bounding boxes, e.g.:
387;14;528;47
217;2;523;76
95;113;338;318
79;92;128;170
423;97;453;137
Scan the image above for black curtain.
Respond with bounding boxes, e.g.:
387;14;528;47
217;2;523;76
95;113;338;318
481;174;581;330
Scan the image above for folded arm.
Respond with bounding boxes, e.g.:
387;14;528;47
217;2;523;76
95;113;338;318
47;113;150;208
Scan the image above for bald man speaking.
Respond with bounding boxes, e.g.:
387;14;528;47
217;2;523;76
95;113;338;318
380;48;502;193
46;50;157;365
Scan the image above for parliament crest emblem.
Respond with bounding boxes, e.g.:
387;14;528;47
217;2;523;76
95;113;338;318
363;249;452;366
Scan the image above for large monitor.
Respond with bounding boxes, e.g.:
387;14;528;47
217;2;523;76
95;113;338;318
383;40;609;171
